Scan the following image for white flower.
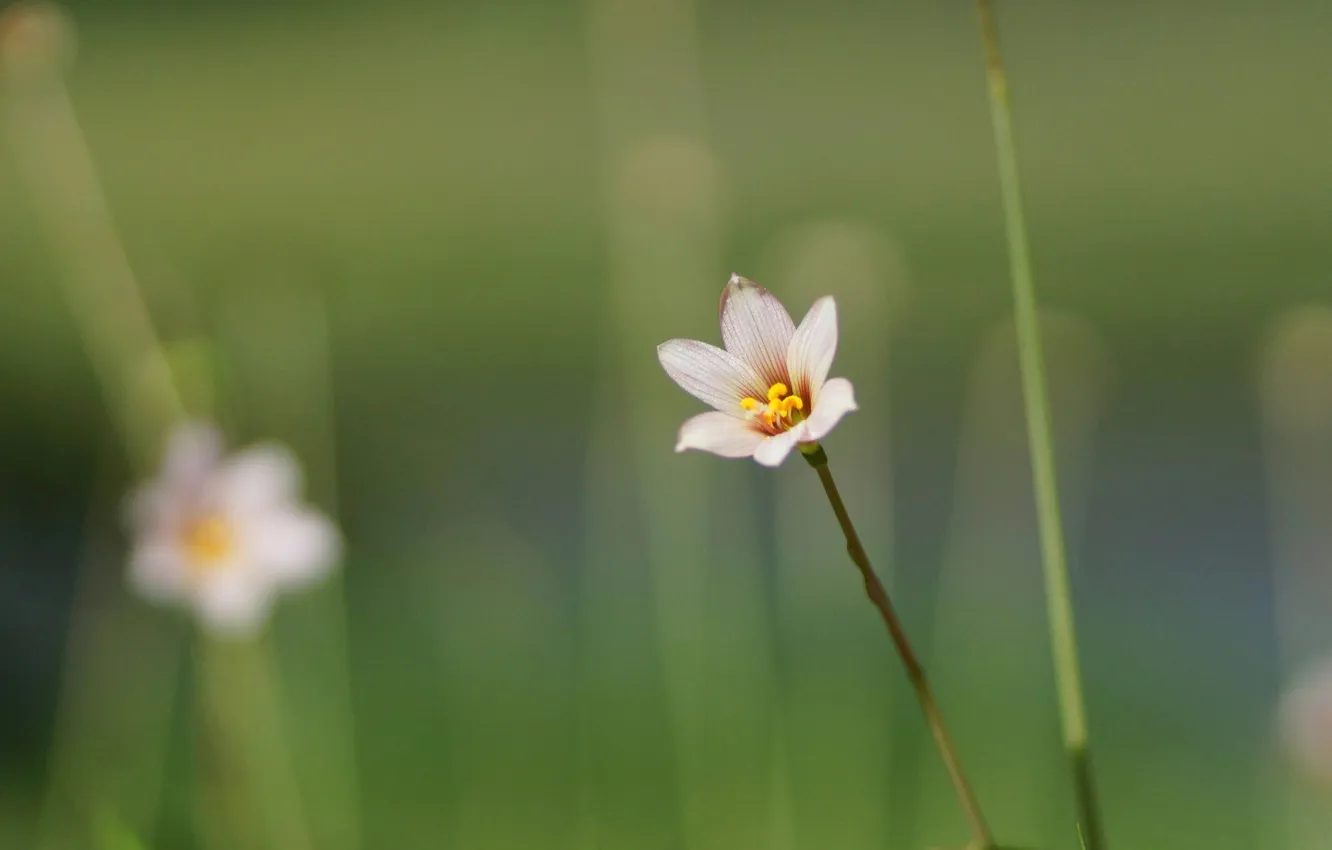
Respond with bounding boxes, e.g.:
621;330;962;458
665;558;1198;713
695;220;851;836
124;421;341;637
657;274;858;467
1278;657;1332;787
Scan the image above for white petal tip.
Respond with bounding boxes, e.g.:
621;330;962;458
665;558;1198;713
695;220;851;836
674;411;767;459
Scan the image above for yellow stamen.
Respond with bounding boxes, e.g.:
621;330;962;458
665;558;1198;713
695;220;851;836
182;515;234;570
739;382;806;428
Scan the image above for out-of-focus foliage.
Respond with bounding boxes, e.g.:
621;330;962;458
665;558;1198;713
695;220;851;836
2;1;1331;849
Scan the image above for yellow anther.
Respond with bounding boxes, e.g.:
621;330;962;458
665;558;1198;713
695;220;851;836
182;515;234;569
740;384;805;429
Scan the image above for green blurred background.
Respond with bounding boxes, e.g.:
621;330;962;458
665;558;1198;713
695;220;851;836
2;1;1331;848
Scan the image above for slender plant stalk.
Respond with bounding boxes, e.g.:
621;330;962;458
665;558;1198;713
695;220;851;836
802;446;993;850
4;7;184;845
973;3;1106;848
3;8;316;848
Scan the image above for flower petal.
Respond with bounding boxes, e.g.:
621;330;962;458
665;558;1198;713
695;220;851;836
161;421;224;488
245;507;342;588
787;296;839;399
195;571;274;637
658;339;766;414
217;444;303;519
675;411;766;458
124;482;168;535
1280;659;1332;785
719;274;796;384
752;423;808;468
127;537;189;602
803;377;858;442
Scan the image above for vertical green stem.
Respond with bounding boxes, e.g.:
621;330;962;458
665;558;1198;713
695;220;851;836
802;446;994;850
972;3;1106;848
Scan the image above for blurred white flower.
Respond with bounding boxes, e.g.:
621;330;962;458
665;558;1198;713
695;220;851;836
125;421;341;637
1279;658;1332;786
657;274;858;467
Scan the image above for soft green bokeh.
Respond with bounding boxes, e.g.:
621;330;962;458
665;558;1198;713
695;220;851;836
2;2;1329;849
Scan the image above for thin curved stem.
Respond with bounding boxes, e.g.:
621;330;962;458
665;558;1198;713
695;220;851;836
802;445;994;850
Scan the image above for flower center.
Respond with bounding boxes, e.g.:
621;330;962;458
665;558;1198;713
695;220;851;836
741;382;804;431
181;515;235;572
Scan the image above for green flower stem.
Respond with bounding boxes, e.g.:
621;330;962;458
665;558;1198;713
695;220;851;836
802;445;994;850
196;637;314;850
973;2;1105;848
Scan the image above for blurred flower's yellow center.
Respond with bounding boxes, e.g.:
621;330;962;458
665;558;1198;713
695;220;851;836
741;382;804;430
182;515;234;570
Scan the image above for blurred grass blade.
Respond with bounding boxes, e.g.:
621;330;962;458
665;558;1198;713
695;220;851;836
94;807;150;850
582;0;759;846
3;8;189;841
215;273;362;850
0;2;181;461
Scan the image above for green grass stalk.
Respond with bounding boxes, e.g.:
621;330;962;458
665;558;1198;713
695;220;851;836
972;3;1106;847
